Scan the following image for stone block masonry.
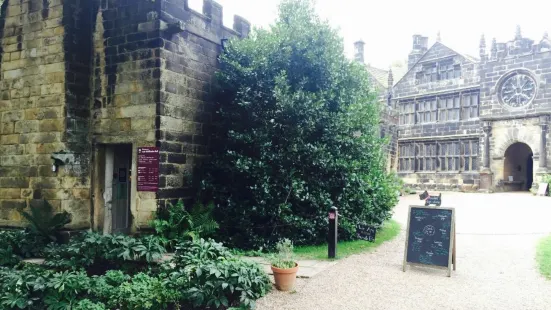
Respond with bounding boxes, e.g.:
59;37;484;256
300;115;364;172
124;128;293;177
0;0;90;229
0;0;250;231
155;0;250;210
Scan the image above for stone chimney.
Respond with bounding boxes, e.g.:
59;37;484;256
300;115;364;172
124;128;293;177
354;40;365;63
491;38;497;60
408;34;428;69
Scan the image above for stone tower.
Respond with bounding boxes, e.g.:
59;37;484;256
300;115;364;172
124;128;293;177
0;0;250;231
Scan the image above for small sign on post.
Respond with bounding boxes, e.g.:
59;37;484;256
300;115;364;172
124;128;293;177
328;207;338;259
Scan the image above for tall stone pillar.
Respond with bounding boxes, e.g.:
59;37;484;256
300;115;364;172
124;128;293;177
480;122;493;190
540;116;548;170
483;123;492;169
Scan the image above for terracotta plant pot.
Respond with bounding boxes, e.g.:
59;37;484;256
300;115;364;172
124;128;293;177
271;263;299;291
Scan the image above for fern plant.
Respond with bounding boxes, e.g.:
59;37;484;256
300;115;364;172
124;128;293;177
151;200;219;250
19;199;72;243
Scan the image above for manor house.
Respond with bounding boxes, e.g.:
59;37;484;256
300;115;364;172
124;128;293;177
357;27;551;192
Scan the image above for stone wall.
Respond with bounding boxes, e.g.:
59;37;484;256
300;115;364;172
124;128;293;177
393;41;482;190
480;32;551;190
379;104;398;172
90;0;161;230
480;52;551;120
155;0;250;209
0;0;92;229
0;0;250;230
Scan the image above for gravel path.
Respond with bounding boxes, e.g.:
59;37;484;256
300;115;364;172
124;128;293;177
256;192;551;310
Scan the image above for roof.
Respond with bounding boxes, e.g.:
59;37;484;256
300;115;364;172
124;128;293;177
365;65;389;89
438;41;480;63
364;62;407;89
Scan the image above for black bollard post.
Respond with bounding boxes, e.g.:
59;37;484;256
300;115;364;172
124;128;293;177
328;207;338;259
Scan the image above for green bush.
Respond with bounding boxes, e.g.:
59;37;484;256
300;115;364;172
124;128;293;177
203;0;398;249
44;232;165;272
74;299;107;310
173;238;232;266
170;239;271;309
19;199;71;243
0;239;270;309
151;199;219;251
0;230;47;267
106;273;180;310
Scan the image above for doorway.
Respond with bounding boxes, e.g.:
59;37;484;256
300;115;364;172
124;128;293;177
104;144;132;234
503;142;533;191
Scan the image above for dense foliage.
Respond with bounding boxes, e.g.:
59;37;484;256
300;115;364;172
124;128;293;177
204;0;399;249
43;232;166;273
152;200;219;251
168;239;271;309
19;199;72;243
0;237;270;310
0;200;72;267
0;230;47;266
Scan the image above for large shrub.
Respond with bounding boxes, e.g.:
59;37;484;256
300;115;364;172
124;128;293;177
204;0;399;249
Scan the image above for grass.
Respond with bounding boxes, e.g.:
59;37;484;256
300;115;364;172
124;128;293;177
232;220;401;261
294;219;401;260
536;234;551;279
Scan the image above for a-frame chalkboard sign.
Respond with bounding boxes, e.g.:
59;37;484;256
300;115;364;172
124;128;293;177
403;205;456;277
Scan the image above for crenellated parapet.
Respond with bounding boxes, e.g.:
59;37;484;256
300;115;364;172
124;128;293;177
159;0;251;42
486;25;551;62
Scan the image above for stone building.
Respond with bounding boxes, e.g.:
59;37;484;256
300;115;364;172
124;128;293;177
0;0;249;232
361;27;551;192
353;40;406;172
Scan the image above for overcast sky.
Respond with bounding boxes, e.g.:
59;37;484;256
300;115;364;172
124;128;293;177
190;0;551;69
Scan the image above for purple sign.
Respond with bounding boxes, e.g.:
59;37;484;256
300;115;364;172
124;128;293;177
137;147;160;192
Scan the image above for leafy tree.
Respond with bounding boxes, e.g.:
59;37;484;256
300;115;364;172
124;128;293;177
204;0;399;249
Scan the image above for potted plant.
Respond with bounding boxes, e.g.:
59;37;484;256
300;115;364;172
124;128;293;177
270;239;299;291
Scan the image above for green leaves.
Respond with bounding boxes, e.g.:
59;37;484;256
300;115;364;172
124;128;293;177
151;200;219;251
170;239;271;309
19;200;71;243
1;236;268;310
270;239;296;269
43;232;166;271
0;230;48;267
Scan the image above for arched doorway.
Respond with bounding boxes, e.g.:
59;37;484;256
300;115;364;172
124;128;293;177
503;142;533;191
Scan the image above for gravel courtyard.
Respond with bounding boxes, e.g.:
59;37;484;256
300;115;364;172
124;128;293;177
257;192;551;310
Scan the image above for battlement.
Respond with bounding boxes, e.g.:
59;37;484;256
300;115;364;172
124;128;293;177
160;0;251;40
483;26;551;62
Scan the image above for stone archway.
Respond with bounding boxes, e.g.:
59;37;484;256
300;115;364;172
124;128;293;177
503;142;533;191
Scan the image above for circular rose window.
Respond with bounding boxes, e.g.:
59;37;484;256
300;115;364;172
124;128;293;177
498;72;537;108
